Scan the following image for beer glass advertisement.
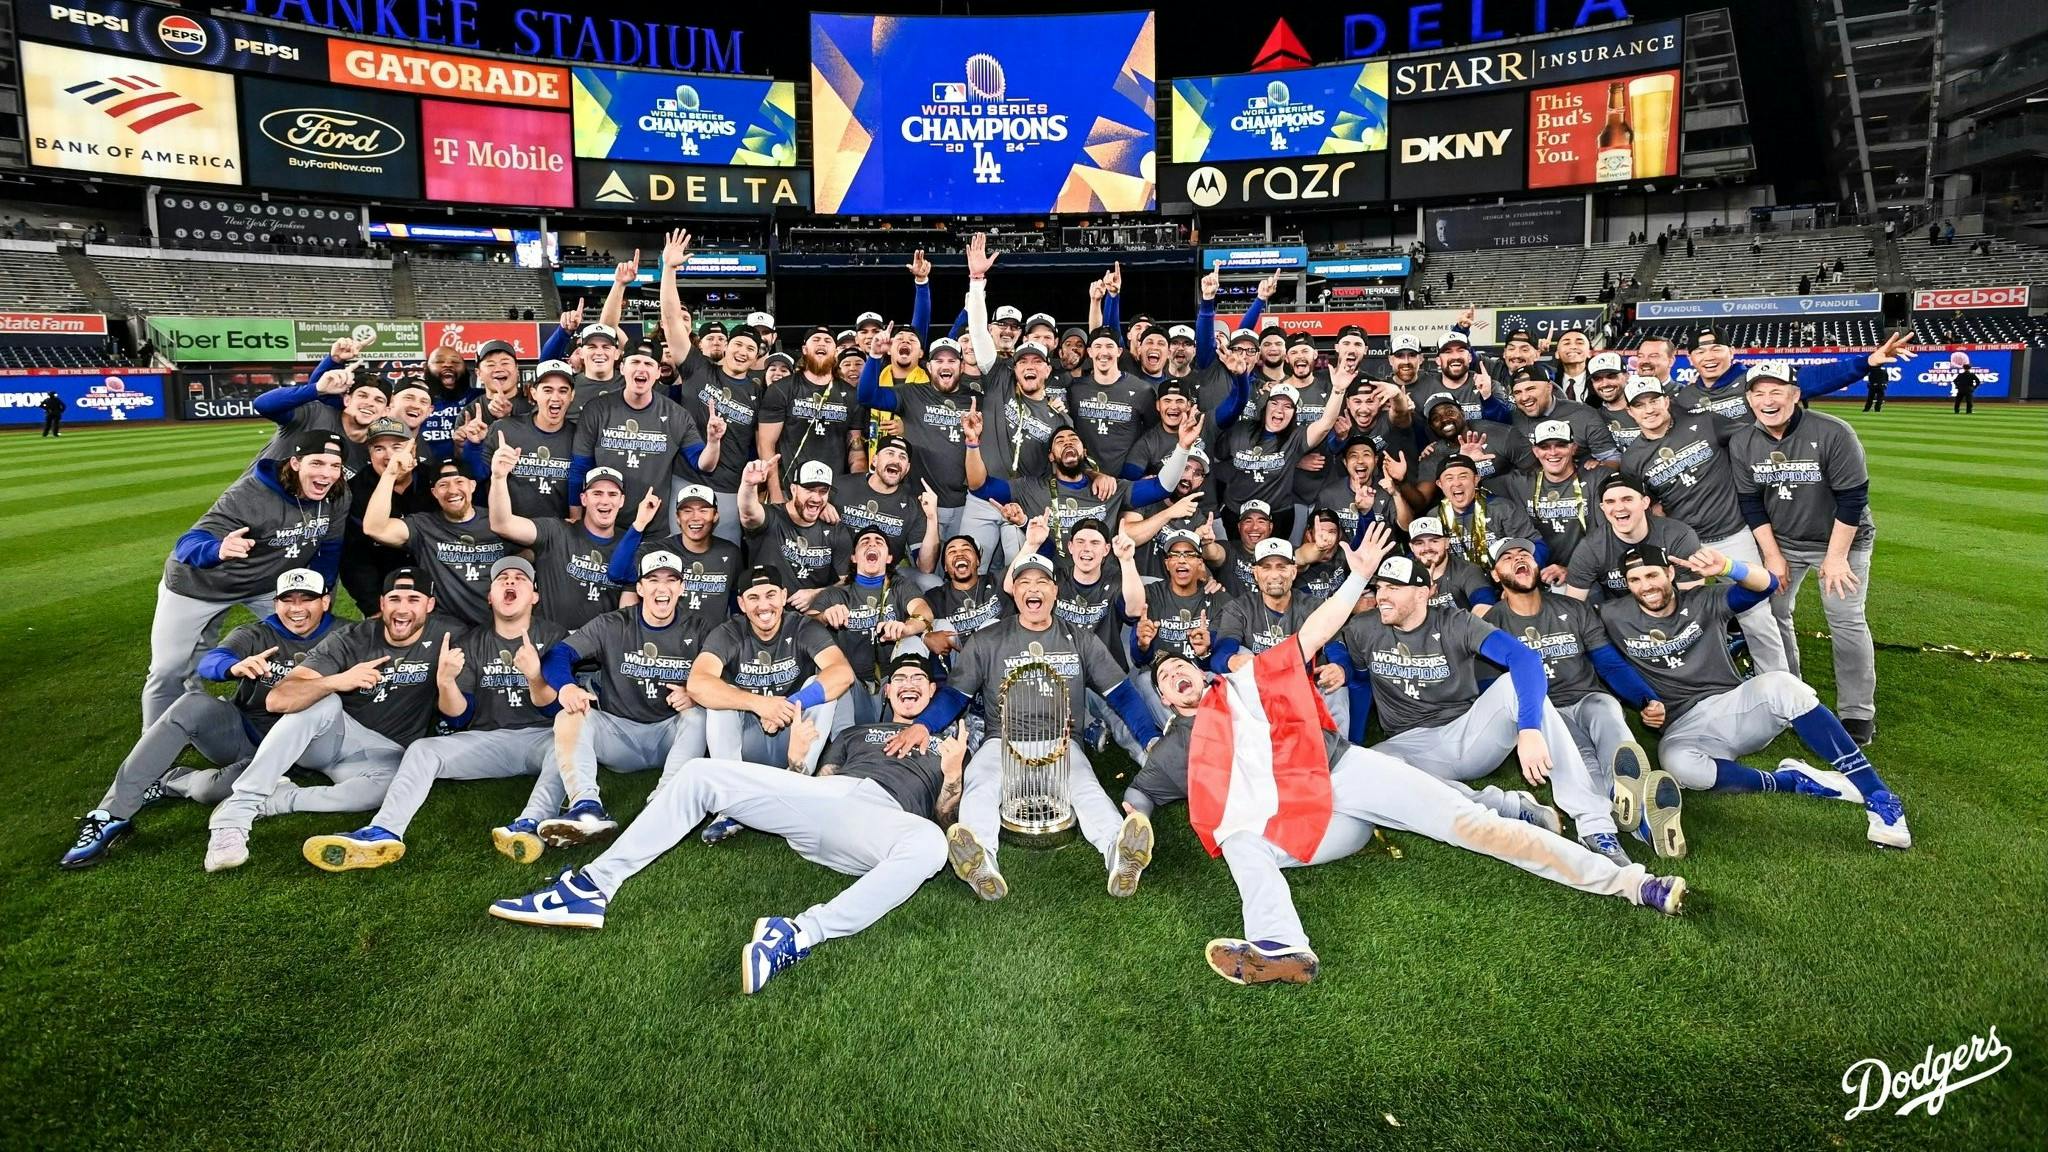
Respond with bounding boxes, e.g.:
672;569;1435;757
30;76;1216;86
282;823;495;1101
1526;68;1677;189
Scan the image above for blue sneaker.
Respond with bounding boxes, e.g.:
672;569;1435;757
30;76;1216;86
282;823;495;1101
60;811;133;870
488;868;608;929
1864;790;1911;850
303;825;406;872
1639;874;1688;916
701;815;745;845
1205;938;1319;985
492;819;544;863
1581;832;1631;868
742;915;810;994
538;800;617;848
1642;769;1687;859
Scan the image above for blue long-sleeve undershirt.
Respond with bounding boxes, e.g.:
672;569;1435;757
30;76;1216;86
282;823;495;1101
312;537;341;584
1106;678;1161;746
1194;298;1218;370
539;326;572;363
606;526;644;585
1206;637;1243;674
1103;293;1122;343
174;529;224;568
911;281;931;343
916;685;972;734
1477;630;1547;730
253;382;322;424
856;354;894;413
443;694;476;729
1214;368;1253;428
196;646;241;682
949;309;968;342
1727;569;1778;615
1589;644;1659;708
540;640;582;691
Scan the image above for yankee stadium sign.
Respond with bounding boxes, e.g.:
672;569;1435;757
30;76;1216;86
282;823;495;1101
232;1;746;73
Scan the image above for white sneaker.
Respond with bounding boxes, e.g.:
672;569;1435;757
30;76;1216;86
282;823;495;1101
1777;758;1863;803
1509;790;1562;835
204;828;249;873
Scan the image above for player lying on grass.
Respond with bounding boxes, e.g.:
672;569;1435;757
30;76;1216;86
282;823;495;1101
1597;544;1911;854
1130;533;1687;988
487;651;963;996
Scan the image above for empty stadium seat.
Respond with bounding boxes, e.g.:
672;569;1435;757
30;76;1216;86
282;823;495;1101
0;247;95;312
1418;243;1646;308
1897;235;2048;289
409;259;559;319
1650;228;1878;298
90;249;395;317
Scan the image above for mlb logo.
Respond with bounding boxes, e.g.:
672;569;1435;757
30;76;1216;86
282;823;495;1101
1248;97;1268;109
932;82;967;103
655;98;677;111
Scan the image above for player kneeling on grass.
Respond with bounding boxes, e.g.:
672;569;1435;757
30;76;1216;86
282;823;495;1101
204;568;463;872
488;652;963;996
302;558;565;871
1598;545;1910;853
65;569;336;869
1132;537;1685;988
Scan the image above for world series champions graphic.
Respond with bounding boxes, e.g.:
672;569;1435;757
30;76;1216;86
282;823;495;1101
809;12;1156;214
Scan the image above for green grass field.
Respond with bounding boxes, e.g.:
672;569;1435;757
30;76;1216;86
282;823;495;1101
3;406;2044;1151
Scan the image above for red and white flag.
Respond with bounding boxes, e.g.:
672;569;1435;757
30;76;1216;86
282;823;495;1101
1186;643;1336;861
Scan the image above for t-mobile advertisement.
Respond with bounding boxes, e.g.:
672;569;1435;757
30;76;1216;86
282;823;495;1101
421;100;574;207
1526;68;1679;189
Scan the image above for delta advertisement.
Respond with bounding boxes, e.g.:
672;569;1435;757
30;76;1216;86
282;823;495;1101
16;0;328;78
1669;349;2014;400
572;68;797;166
1201;246;1310;272
1171;61;1389;164
238;77;422;199
23;42;242;186
0;371;168;425
420;100;574;207
1526;69;1679;188
1637;293;1883;320
809;12;1158;214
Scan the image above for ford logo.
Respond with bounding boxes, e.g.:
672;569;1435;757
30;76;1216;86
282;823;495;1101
259;108;404;159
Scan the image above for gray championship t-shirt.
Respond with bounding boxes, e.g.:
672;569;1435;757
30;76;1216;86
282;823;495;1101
1566;515;1703;600
833;476;926;565
1598;584;1742;721
571;390;706;528
822;722;952;822
218;616;332;735
1621;411;1745;540
301;616;464;745
699;611;840;698
809;577;925;683
1067;372;1156;478
484;415;575;520
1216;592;1315;661
1429;556;1495;612
457;618;568;731
1054;565;1133;671
1500;468;1603;566
528;517;630;631
1727;410;1875;551
759;376;865;486
164;468;349;603
1415;421;1535;496
928;574;1010;639
882;380;981;507
1219;423;1306;509
679;373;762;493
624;535;743;628
949;616;1128;731
1341;605;1499;736
401;512;509;626
746;504;853;590
1486;591;1612;707
560;607;700;725
1436;495;1544;566
1142;584;1218;664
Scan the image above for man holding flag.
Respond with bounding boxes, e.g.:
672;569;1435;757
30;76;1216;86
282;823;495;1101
1133;526;1687;987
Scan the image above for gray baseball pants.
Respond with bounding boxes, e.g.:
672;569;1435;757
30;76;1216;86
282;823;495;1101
1703;529;1789;674
374;727;553;837
1656;670;1820;789
1769;544;1875;722
1553;693;1632;804
210;695;403;833
143;580;274;727
517;710;693;824
98;693;253;820
960;737;1120;871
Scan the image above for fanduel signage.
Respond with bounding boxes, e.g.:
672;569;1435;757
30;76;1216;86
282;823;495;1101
234;2;745;73
1345;0;1633;58
1637;293;1882;320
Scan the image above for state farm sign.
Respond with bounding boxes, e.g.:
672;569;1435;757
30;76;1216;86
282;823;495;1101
1912;285;2029;312
421;100;572;207
0;311;107;335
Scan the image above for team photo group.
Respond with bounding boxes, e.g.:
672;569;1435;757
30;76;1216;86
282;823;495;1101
71;228;1924;993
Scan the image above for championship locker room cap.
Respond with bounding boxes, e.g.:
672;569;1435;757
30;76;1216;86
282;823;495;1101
738;564;783;591
1503;329;1537;348
804;324;834;339
476;340;519;362
1160;529;1202;552
1620;544;1672;574
1286;331;1316;349
1486;536;1537;565
1511;365;1549;385
724;324;758;344
795;460;835;489
942;533;981;556
1436;453;1479;476
992;305;1024;324
1600;471;1649;499
1061;326;1088;343
1341;431;1381;454
1157;379;1195;402
1623;377;1669;404
287;430;347;460
576;323;621;345
836;346;867;365
390;375;432;398
1372;555;1432;587
1390;333;1422;353
1167;324;1197;344
928;337;963;358
427;456;471;483
1746;361;1794;388
885;650;936;679
1240;499;1273;519
746;311;776;330
1228;329;1259;347
275;569;326;597
1025;312;1058;333
1011;553;1057;580
1589;351;1626;376
364;417;410;443
490;556;536;582
1269;383;1301;405
763;351;795;370
641;551;688;580
1012;341;1050;362
854;311;885;330
1258;325;1287;341
1421;391;1463;413
677;484;716;506
1068;517;1111;542
624;340;662;361
853;524;893;549
1532;419;1575;445
1436;330;1471;349
1253;538;1296;565
345;365;390;397
382;567;435;597
835;329;857;344
582;466;625;490
1336;324;1368;342
1088;325;1121;344
1406;516;1446;539
533;359;575;383
872;434;911;458
1691;327;1728;348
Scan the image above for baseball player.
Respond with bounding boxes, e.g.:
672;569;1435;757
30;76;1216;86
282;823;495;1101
689;566;856;772
1619;377;1789;674
605;482;744;628
921;535;1010;662
1339;527;1628;863
254;359;386;478
145;430;348;727
740;456;853;604
1499;418;1602;581
1117;455;1214;584
414;345;484;464
570;339;722;534
834;435;940;580
1405;516;1499;614
488;443;631;630
499;550;706;857
1427;453;1547;568
1216;378;1340;541
856;336;983;549
64;570;335;869
1404;390;1535;508
932;554;1162;901
1562;473;1702;602
965;417;1196;560
1132;536;1684;986
756;318;867;504
1729;362;1881;742
339;418;432;612
1211;537;1350;733
488;652;964;995
1599;544;1910;851
1307;431;1410;545
1130;529;1217;725
1068;324;1158;479
204;568;461;872
1209;500;1278;596
301;558;565;870
464;360;576;522
1584;352;1643;450
1506;364;1621;467
806;528;936;725
363;449;508;627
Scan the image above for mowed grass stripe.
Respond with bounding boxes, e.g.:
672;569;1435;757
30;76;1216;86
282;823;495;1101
0;452;268;507
0;443;261;490
0;424;267;459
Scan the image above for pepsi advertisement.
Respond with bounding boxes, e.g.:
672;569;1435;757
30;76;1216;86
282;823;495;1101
18;1;328;78
571;68;797;167
809;11;1157;215
1171;61;1390;164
